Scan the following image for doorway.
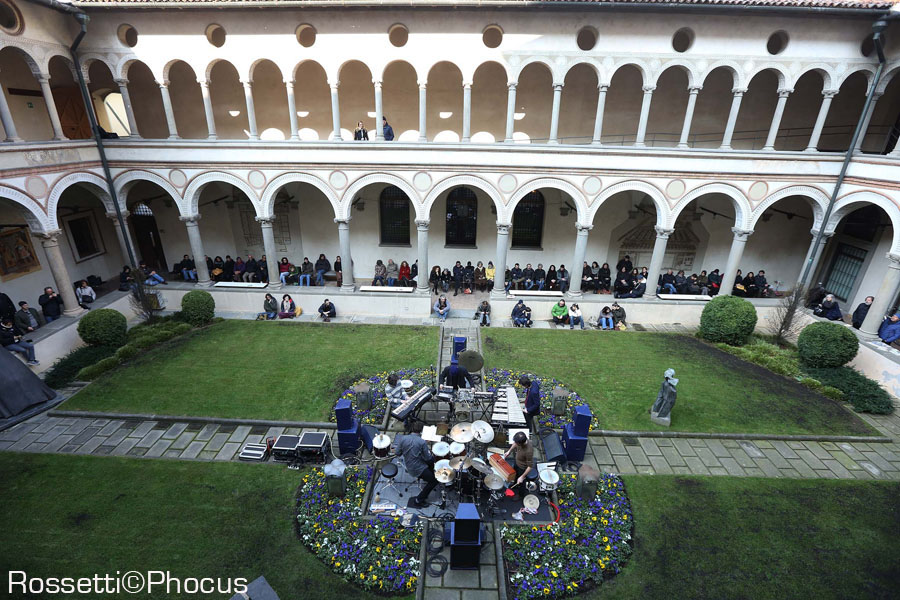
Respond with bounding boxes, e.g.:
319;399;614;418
130;202;167;273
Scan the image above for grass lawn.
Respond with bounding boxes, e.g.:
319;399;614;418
0;453;403;600
63;320;437;421
597;475;900;600
482;329;876;436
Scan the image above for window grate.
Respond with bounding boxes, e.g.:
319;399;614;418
511;191;544;249
825;243;866;302
446;187;477;246
379;186;410;245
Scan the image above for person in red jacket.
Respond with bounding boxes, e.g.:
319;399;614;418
398;261;412;287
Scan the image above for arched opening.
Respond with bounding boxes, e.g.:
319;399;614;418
0;47;53;141
48;56;90;139
122;181;182;273
190;182;266;280
732;68;779;150
426;61;462;142
514;62;553;144
126;60;168;139
506;187;578;289
745;196;817;289
589;190;660;293
167;60;205;139
382;61;419;141
558;63;598;145
208;60;249;139
602;65;643;146
776;70;825;151
251;60;289;141
471;61;506;143
55;183;125;287
864;73;900;154
692;67;737;149
671;194;745;288
292;60;330;141
820;71;869;152
339;60;375;141
348;182;417;283
87;60;130;137
646;66;690;147
0;196;49;304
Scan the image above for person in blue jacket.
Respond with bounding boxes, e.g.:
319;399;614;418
878;314;900;345
519;374;541;431
382;117;394;141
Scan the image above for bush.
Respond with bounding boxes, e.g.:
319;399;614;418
75;356;119;381
803;366;894;414
797;322;858;368
42;345;116;389
799;377;824;392
114;344;140;363
130;335;159;350
822;386;844;401
181;290;215;327
699;296;758;346
77;309;127;348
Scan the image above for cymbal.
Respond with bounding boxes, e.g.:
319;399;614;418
457;349;484;373
432;441;451;457
523;494;540;511
468;457;493;475
484;474;505;490
449;456;466;470
436;467;456;484
450;422;474;443
471;420;494;443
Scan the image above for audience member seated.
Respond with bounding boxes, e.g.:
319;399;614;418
258;255;269;283
278;294;296;319
522;263;536;290
297;258;313;286
474;262;487;291
569;303;584;330
372;259;387;286
543;265;557;291
475;299;491;327
754;270;771;297
590;261;603;292
429;266;442;294
232;257;246;282
597;305;614;330
243;255;259;282
511;299;533;328
39;287;64;322
75;280;96;309
616;255;633;274
708;269;722;295
409;259;417;286
452;261;464;295
140;262;167;286
814;294;843;321
741;271;759;297
385;373;409;407
485;261;496;290
674;270;688;293
386;259;399;286
433;295;451;322
119;265;135;290
399;261;412;287
318;299;336;322
315;254;331;286
510;263;524;291
658;269;677;294
1;318;39;365
732;269;746;296
878;313;900;345
618;277;646;299
278;258;293;285
852;296;874;329
581;261;594;293
259;293;278;320
15;301;45;333
614;267;632;297
440;268;452;292
598;262;612;293
220;255;233;281
612;302;626;329
807;282;827;308
558;264;570;293
551;299;570;325
463;261;475;292
178;255;197;281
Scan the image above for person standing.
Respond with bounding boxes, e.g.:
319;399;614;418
429;266;442;295
382;117;394;141
1;318;39;365
519;374;541;431
14;301;45;333
38;287;64;322
334;256;344;287
852;296;874;329
393;433;436;508
354;120;369;141
75;280;97;309
439;356;474;389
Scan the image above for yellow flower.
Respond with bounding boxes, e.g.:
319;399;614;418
602;536;608;542
543;588;550;595
335;562;341;567
551;571;558;578
360;574;365;580
605;544;611;551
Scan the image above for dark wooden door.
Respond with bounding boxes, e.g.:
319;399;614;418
130;214;167;273
52;87;91;139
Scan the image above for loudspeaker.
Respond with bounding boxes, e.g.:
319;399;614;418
562;424;588;462
573;405;593;437
334;398;353;431
540;430;566;464
449;538;481;570
453;503;481;543
360;424;378;452
551;386;569;416
452;336;467;358
337;419;360;455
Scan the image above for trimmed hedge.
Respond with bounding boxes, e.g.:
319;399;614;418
42;345;116;389
700;296;758;346
77;309;127;348
114;344;140;363
797;322;859;368
804;366;894;414
714;340;801;377
181;290;215;327
76;356;120;381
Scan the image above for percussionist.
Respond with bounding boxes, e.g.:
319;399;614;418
519;374;541;431
394;434;437;508
504;431;534;487
439;356;474;390
384;373;409;407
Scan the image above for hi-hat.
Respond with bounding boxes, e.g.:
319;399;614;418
450;422;474;443
484;474;505;490
523;494;540;511
471;420;494;443
449;456;466;470
436;467;456;484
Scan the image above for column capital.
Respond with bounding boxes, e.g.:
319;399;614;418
507;82;517;91
197;79;210;88
598;83;610;92
106;210;131;220
731;87;748;96
575;223;593;233
329;81;340;90
157;79;170;88
553;83;564;92
654;226;675;239
822;89;839;98
255;216;276;226
334;217;352;225
867;90;884;101
114;78;129;86
642;85;656;93
462;81;473;89
687;85;703;93
240;78;254;87
809;228;833;238
37;73;52;84
497;222;512;234
415;219;430;230
38;229;62;244
886;252;900;266
731;227;754;239
418;81;427;90
180;213;201;224
777;88;793;98
372;79;383;89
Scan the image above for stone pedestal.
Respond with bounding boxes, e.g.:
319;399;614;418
650;411;671;427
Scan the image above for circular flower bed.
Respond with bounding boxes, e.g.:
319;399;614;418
295;466;422;594
331;367;437;425
501;473;633;600
484;369;600;430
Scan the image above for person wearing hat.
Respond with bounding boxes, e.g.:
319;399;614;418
14;301;45;333
439;356;474;390
518;374;541;431
878;313;900;345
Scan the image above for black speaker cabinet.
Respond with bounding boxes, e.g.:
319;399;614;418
449;540;481;570
541;430;566;464
453;503;481;543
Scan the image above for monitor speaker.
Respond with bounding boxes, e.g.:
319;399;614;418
541;430;566;464
334;398;353;431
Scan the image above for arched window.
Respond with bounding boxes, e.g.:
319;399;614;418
446;187;477;247
379;186;410;245
131;202;153;216
511;191;544;248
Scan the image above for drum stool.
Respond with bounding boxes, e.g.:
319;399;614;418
378;462;404;498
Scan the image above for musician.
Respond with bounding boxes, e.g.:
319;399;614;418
504;431;534;487
518;374;541;431
439;356;474;390
394;434;437;508
384;373;409;407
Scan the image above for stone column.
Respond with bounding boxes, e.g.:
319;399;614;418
634;85;656;147
462;82;472;142
180;214;210;284
418;82;428;142
284;80;300;141
157;81;180;139
591;84;609;145
805;90;837;152
416;219;430;293
335;218;354;290
646;226;675;296
798;229;832;286
37;75;67;141
854;92;882;152
0;76;22;141
762;88;792;151
329;82;342;141
240;79;259;140
198;80;217;139
39;230;82;316
106;210;135;265
720;88;746;150
860;254;900;339
677;86;701;148
256;216;280;284
373;80;384;140
491;223;511;298
720;228;754;296
114;78;141;139
504;83;517;143
548;83;563;144
567;223;592;298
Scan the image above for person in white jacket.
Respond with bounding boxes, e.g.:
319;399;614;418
75;280;96;310
568;303;585;330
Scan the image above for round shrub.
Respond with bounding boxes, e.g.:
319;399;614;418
699;296;758;346
77;309;127;348
114;344;140;363
797;322;858;368
76;356;119;381
181;290;215;327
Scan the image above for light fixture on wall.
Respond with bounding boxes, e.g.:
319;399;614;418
439;112;453;119
560;200;577;217
228;110;241;117
352;197;365;212
297;111;310;118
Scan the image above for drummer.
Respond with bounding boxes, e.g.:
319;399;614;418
394;434;438;508
439;356;474;390
384;373;409;407
503;431;534;487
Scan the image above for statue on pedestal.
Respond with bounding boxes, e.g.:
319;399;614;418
650;368;678;427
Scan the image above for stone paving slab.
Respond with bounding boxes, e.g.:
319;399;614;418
146;438;173;458
75;436;108;455
98;420;125;437
111;438;139;456
162;422;189;440
136;429;165;449
130;421;157;438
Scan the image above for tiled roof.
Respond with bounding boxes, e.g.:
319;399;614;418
68;0;900;8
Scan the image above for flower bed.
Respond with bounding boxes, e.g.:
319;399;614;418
331;367;436;425
484;369;599;430
501;473;633;600
295;466;422;594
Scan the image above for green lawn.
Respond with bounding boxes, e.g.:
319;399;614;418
481;329;876;436
597;475;900;600
0;453;401;600
63;320;437;421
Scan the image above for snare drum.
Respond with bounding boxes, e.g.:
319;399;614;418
449;442;466;458
373;434;391;458
539;469;560;492
432;441;451;459
400;379;414;390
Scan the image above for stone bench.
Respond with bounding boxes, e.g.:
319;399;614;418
508;289;564;297
213;281;269;289
358;285;414;293
655;293;711;301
